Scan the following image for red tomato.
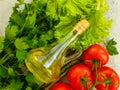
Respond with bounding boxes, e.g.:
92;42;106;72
92;66;120;90
82;44;109;68
50;82;73;90
67;64;93;90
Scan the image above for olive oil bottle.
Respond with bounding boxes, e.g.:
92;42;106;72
25;19;90;83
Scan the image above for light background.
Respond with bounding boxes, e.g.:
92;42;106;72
0;0;120;89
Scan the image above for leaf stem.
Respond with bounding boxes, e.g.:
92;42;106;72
0;54;13;66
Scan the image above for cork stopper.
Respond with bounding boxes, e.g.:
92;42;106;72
74;19;90;34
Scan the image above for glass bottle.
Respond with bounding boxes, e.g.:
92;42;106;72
25;19;90;83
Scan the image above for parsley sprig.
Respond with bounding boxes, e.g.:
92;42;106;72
106;38;119;56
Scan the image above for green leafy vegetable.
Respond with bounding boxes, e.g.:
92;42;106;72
0;66;8;78
106;38;119;55
0;0;117;89
25;72;43;85
4;79;24;90
8;67;15;76
0;36;5;53
10;9;25;27
26;87;32;90
16;49;28;62
14;38;29;50
5;25;19;39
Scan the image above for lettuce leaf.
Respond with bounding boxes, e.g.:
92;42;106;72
46;0;112;50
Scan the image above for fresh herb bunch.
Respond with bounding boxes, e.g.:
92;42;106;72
0;0;116;89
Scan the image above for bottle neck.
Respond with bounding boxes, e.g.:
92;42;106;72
43;29;79;68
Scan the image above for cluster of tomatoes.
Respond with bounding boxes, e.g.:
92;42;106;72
50;44;120;90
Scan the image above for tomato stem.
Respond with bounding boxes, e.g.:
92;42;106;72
80;76;89;89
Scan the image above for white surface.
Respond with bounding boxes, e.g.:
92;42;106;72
106;0;120;77
0;0;120;89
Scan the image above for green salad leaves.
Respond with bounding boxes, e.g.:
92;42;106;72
0;0;118;89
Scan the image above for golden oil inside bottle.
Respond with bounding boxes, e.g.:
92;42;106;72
25;48;64;83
